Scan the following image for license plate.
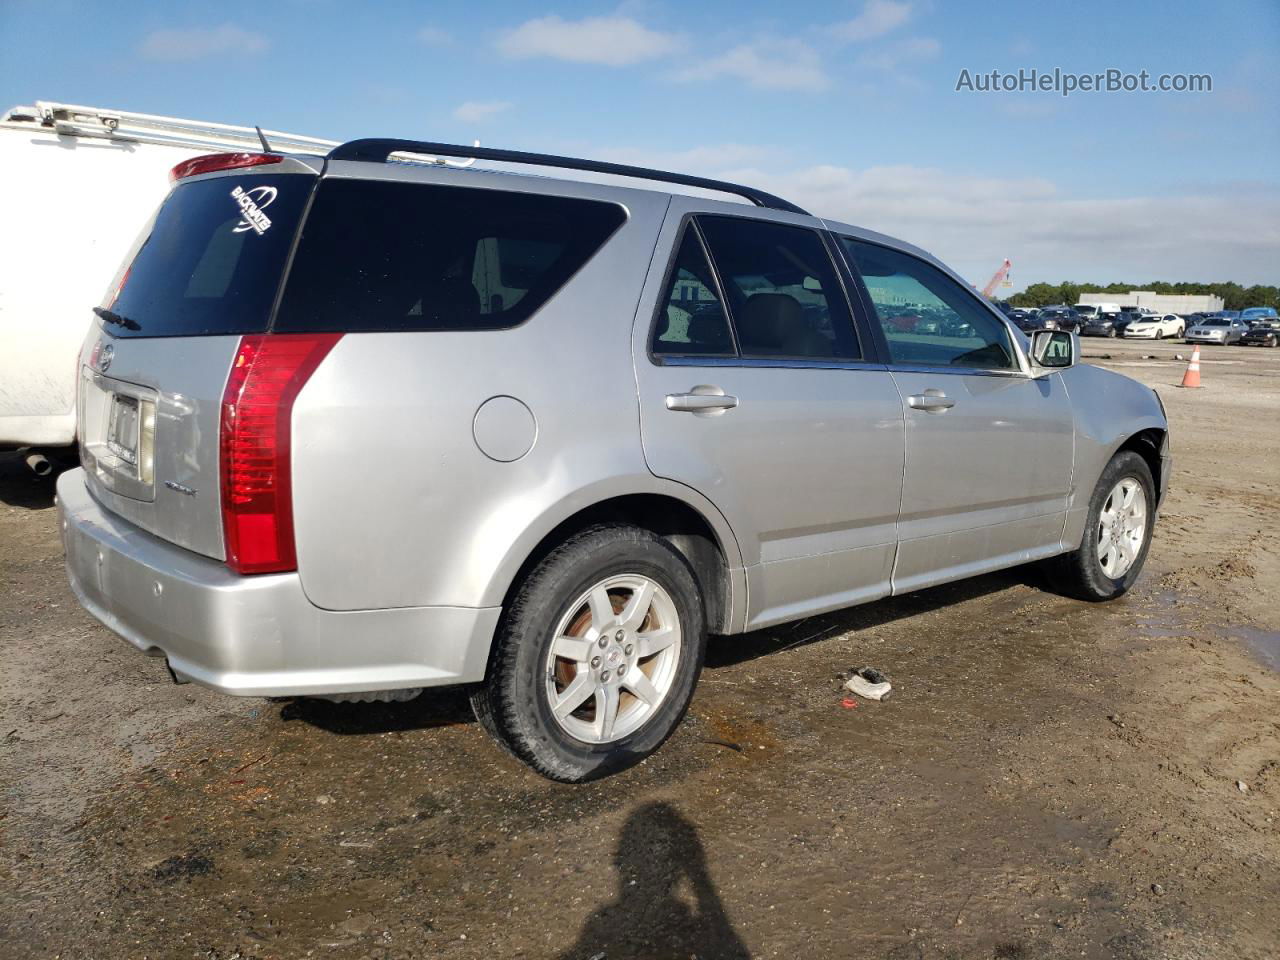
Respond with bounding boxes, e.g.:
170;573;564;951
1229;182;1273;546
107;394;140;466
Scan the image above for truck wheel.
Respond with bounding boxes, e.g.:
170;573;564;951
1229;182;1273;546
471;524;706;782
1052;451;1156;601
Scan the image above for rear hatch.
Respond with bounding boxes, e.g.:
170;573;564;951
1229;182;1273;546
78;157;318;560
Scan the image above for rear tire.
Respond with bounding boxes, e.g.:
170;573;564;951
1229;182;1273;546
1052;451;1156;601
471;524;706;782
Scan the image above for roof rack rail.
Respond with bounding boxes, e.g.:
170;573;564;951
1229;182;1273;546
2;100;337;156
328;138;810;216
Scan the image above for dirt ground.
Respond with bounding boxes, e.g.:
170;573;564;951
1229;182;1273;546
2;337;1277;960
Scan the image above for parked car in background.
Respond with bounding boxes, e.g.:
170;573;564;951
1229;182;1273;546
54;137;1171;781
1185;317;1248;345
1038;305;1082;332
1010;308;1044;331
1240;320;1280;347
1082;311;1126;337
1123;313;1185;340
1076;303;1121;325
1240;307;1279;328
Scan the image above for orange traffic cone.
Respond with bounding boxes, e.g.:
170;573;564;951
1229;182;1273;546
1179;345;1202;388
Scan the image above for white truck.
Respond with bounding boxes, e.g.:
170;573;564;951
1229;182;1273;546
0;102;336;473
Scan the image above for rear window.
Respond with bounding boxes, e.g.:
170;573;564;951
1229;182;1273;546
104;173;313;338
273;179;626;333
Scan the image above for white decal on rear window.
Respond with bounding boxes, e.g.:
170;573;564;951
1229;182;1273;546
230;184;278;235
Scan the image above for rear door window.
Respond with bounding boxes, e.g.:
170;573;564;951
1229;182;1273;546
105;173;313;338
698;216;860;361
274;179;626;333
651;226;736;356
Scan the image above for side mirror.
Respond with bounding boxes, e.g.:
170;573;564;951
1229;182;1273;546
1031;329;1075;369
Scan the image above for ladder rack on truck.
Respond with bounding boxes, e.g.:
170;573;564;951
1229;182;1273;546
1;100;339;155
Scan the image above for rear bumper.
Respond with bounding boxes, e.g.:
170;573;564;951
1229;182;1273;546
57;468;499;697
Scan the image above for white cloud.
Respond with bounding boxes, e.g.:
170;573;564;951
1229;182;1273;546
577;144;1280;285
834;0;913;42
417;26;453;46
496;15;680;66
138;23;268;61
452;100;512;124
672;39;827;92
592;143;784;171
753;164;1280;286
856;35;941;70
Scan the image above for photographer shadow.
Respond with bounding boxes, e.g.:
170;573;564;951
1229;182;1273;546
560;802;750;960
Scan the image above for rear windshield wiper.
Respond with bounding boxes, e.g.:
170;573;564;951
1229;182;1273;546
93;306;141;331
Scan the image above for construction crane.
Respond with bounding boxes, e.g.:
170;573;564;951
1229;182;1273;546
980;258;1012;299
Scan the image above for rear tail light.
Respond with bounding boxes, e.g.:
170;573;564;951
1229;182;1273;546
170;152;282;183
220;334;341;575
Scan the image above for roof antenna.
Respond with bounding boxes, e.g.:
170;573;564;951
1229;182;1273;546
254;125;272;153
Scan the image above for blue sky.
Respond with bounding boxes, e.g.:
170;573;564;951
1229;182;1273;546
3;0;1277;287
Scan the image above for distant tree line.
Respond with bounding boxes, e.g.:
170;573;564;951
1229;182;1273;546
1007;281;1280;311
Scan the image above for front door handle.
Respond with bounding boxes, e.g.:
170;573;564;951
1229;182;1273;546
907;391;955;412
665;390;738;413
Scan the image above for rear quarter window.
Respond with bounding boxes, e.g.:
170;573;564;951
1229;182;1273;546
273;179;627;333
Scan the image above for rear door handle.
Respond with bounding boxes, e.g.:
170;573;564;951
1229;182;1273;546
665;391;738;413
907;392;955;412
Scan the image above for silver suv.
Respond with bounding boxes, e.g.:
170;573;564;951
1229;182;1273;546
58;139;1171;781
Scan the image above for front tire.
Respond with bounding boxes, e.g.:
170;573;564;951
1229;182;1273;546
1052;451;1156;601
471;524;706;782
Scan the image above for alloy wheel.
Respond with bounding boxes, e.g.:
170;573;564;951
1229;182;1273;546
543;574;682;744
1096;478;1147;579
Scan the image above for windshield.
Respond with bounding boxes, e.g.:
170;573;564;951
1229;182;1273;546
103;173;314;338
1203;319;1228;326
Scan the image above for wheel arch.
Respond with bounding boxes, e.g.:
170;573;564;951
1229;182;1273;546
480;479;746;637
1116;427;1167;506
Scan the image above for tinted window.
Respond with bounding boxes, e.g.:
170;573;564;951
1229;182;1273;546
651;227;735;356
842;238;1016;369
105;173;313;338
698;216;859;360
275;180;625;332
